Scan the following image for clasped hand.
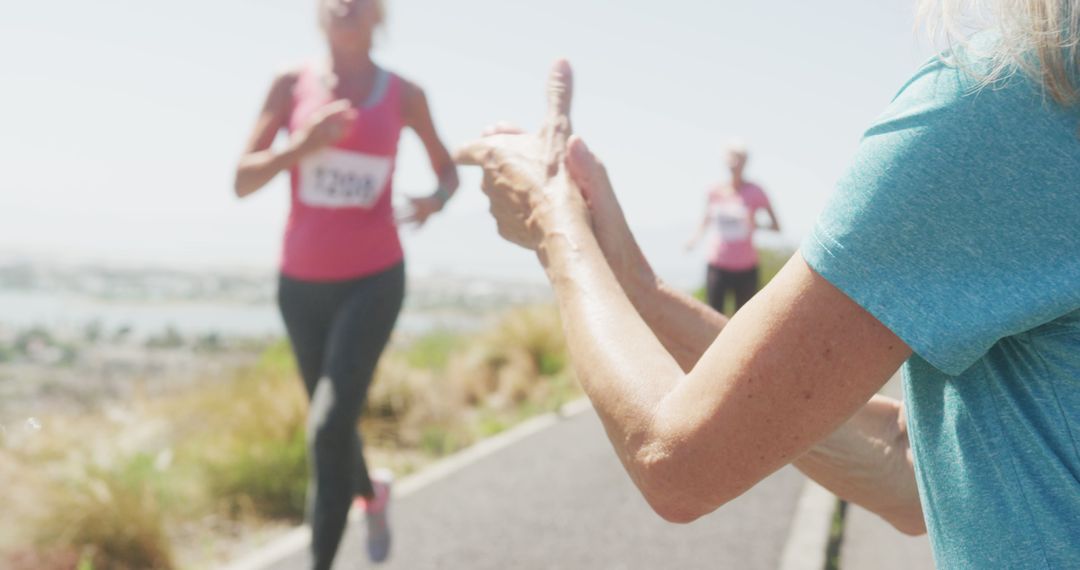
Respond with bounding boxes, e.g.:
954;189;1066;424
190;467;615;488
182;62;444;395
454;60;595;253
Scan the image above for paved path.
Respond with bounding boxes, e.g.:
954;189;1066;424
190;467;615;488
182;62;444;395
268;409;806;570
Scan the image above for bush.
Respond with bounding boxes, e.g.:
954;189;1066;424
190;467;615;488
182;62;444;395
404;330;462;371
365;306;576;456
32;463;175;570
757;247;794;285
200;424;309;520
180;342;310;521
487;306;566;376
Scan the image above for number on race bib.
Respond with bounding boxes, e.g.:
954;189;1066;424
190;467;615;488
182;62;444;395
300;148;394;209
714;202;752;241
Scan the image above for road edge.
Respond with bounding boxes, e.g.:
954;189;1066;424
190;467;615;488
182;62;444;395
219;397;594;570
778;478;837;570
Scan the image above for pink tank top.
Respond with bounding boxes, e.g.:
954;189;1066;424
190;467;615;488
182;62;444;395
706;183;770;271
281;64;405;281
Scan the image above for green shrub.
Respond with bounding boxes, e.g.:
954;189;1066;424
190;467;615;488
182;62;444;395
487;307;566;377
201;425;308;520
420;426;464;456
175;340;310;521
404;330;462;371
757;247;794;286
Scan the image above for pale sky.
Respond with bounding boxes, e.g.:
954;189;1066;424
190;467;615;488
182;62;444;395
0;0;935;287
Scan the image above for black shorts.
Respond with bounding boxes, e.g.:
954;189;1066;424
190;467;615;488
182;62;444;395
706;265;759;315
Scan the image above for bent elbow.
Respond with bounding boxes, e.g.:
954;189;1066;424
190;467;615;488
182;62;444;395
891;515;927;537
639;476;726;524
898;526;928;538
233;174;251;199
645;495;708;525
632;441;729;525
874;502;927;536
441;164;460;189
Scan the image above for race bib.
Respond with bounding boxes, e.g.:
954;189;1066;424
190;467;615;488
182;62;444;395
714;202;752;241
299;148;393;209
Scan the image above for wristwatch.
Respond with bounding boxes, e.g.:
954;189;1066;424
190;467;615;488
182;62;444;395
433;185;452;206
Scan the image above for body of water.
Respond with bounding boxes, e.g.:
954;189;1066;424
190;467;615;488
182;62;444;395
0;290;487;339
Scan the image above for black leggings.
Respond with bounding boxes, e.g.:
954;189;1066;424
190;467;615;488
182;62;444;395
277;263;405;570
706;265;759;316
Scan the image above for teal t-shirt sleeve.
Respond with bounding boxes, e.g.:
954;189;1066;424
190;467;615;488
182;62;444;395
802;59;1080;375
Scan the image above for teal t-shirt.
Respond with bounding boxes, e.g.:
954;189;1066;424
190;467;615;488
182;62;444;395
801;45;1080;569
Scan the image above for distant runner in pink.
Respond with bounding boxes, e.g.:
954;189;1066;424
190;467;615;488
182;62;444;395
686;142;780;315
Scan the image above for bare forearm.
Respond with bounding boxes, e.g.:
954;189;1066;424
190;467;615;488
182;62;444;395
793;395;925;535
540;228;682;480
435;160;460;196
234;142;305;198
545;232;916;525
618;263;726;371
632;268;925;532
591;187;920;524
598;229;922;530
593;223;725;371
686;219;708;249
762;208;781;232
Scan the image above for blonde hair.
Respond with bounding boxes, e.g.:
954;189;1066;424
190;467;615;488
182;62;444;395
921;0;1080;105
723;139;749;159
318;0;387;28
373;0;386;25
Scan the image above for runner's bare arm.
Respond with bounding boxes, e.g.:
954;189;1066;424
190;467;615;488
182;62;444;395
402;80;459;200
566;134;925;535
234;72;356;198
761;202;781;232
234;72;301;198
457;61;925;534
685;199;711;251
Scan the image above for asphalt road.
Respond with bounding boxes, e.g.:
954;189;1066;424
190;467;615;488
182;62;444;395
269;409;806;570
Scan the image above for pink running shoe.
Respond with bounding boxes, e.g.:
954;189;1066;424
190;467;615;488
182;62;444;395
362;469;393;563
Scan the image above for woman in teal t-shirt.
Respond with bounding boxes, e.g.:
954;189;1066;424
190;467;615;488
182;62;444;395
454;1;1079;568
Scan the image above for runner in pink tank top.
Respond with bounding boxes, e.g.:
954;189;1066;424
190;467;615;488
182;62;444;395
233;1;458;568
281;62;407;281
686;142;780;315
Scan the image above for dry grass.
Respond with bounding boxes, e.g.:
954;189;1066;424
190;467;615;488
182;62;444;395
172;342;309;521
1;304;578;569
33;463;175;570
365;305;575;455
1;424;176;569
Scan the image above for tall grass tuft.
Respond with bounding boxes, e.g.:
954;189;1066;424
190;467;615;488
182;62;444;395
365;305;575;453
33;463;175;570
177;341;310;521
